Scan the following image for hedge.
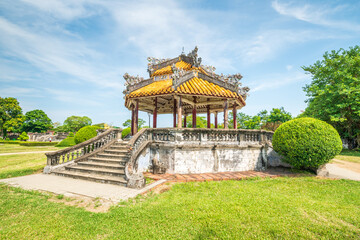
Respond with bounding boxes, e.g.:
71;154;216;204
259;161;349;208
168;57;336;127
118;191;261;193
56;137;76;147
19;142;58;146
273;117;342;169
0;140;22;144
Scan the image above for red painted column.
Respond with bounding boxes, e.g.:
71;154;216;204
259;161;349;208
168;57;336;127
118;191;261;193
192;97;197;128
153;97;157;128
207;105;211;128
233;104;237;129
183;114;187;128
131;104;135;135
214;111;218;129
134;99;139;134
173;99;177;128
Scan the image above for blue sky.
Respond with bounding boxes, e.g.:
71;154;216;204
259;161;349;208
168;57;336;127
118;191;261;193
0;0;359;127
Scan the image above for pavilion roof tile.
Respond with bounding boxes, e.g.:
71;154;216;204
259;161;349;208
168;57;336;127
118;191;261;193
126;77;242;101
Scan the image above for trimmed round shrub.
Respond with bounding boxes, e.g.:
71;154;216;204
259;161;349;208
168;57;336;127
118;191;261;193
56;137;76;147
122;127;131;139
74;126;99;144
273;117;342;169
17;132;29;141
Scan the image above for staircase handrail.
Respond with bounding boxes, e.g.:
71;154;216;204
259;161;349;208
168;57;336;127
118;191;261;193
45;128;122;167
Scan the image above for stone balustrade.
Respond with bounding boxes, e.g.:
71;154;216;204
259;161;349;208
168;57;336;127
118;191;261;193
44;128;121;170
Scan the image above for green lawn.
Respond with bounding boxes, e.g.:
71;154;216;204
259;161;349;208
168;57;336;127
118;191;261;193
0;144;62;154
335;150;360;163
0;153;47;179
0;177;359;239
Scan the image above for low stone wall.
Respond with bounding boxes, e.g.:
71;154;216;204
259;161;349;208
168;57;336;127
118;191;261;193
28;132;68;142
128;128;285;175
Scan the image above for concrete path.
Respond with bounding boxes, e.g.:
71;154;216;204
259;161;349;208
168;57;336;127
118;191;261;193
0;151;52;156
318;163;360;181
0;174;166;202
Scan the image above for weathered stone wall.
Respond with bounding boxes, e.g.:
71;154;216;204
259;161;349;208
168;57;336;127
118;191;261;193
28;132;68;142
128;128;287;176
136;142;280;174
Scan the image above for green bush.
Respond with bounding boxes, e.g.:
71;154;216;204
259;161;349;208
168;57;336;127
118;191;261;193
74;126;99;144
19;142;58;146
5;138;10;141
17;132;29;141
56;137;76;147
68;132;74;137
122;127;131;139
273;117;342;169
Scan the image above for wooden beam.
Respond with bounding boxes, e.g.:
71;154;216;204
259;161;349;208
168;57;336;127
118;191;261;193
192;96;197;128
173;99;177;127
214;111;218;129
153;97;157;128
177;96;182;128
131;104;135;135
224;100;228;129
207;105;211;128
233;104;237;129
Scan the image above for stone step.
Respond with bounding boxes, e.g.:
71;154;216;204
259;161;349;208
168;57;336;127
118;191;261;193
88;157;128;165
108;145;128;150
65;165;125;177
103;149;128;155
52;169;127;186
113;141;128;146
78;161;125;169
97;153;127;159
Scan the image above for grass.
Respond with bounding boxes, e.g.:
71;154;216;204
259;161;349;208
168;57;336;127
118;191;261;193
0;177;359;239
335;149;360;163
0;144;64;154
0;153;47;179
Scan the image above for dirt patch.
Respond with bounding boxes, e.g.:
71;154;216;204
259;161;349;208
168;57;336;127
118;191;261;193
47;193;114;213
332;159;360;173
142;182;175;196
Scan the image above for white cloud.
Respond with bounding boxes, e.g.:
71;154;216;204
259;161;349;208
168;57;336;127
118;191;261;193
286;65;293;71
272;0;360;32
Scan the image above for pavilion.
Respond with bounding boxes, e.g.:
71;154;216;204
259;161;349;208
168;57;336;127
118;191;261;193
123;47;249;135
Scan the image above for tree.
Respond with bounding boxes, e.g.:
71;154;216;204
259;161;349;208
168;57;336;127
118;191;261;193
122;118;146;128
302;45;360;147
63;116;92;132
21;110;52;133
18;132;29;141
0;97;24;137
185;115;207;128
267;107;292;123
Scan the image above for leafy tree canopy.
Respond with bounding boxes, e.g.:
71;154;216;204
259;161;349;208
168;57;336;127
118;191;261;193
0;97;24;136
302;45;360;146
185;116;207;128
63;116;92;132
123;118;146;128
22;109;52;133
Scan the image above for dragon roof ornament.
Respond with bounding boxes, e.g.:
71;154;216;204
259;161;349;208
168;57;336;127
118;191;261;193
123;73;144;87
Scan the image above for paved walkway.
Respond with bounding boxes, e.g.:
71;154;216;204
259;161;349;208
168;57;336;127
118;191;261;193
0;174;166;202
144;169;294;182
0;151;52;156
318;163;360;181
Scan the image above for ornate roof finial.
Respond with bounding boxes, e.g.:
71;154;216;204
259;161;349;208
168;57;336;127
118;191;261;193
181;47;185;55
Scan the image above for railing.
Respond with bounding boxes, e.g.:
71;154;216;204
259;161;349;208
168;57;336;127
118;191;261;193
125;128;273;188
45;128;121;167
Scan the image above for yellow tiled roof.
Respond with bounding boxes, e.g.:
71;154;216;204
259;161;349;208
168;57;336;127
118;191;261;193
152;61;191;76
127;77;241;100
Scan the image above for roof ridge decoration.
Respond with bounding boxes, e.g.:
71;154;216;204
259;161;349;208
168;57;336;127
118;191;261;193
123;46;250;100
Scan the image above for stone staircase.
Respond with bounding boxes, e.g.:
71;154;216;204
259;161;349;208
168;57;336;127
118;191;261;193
52;140;129;186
